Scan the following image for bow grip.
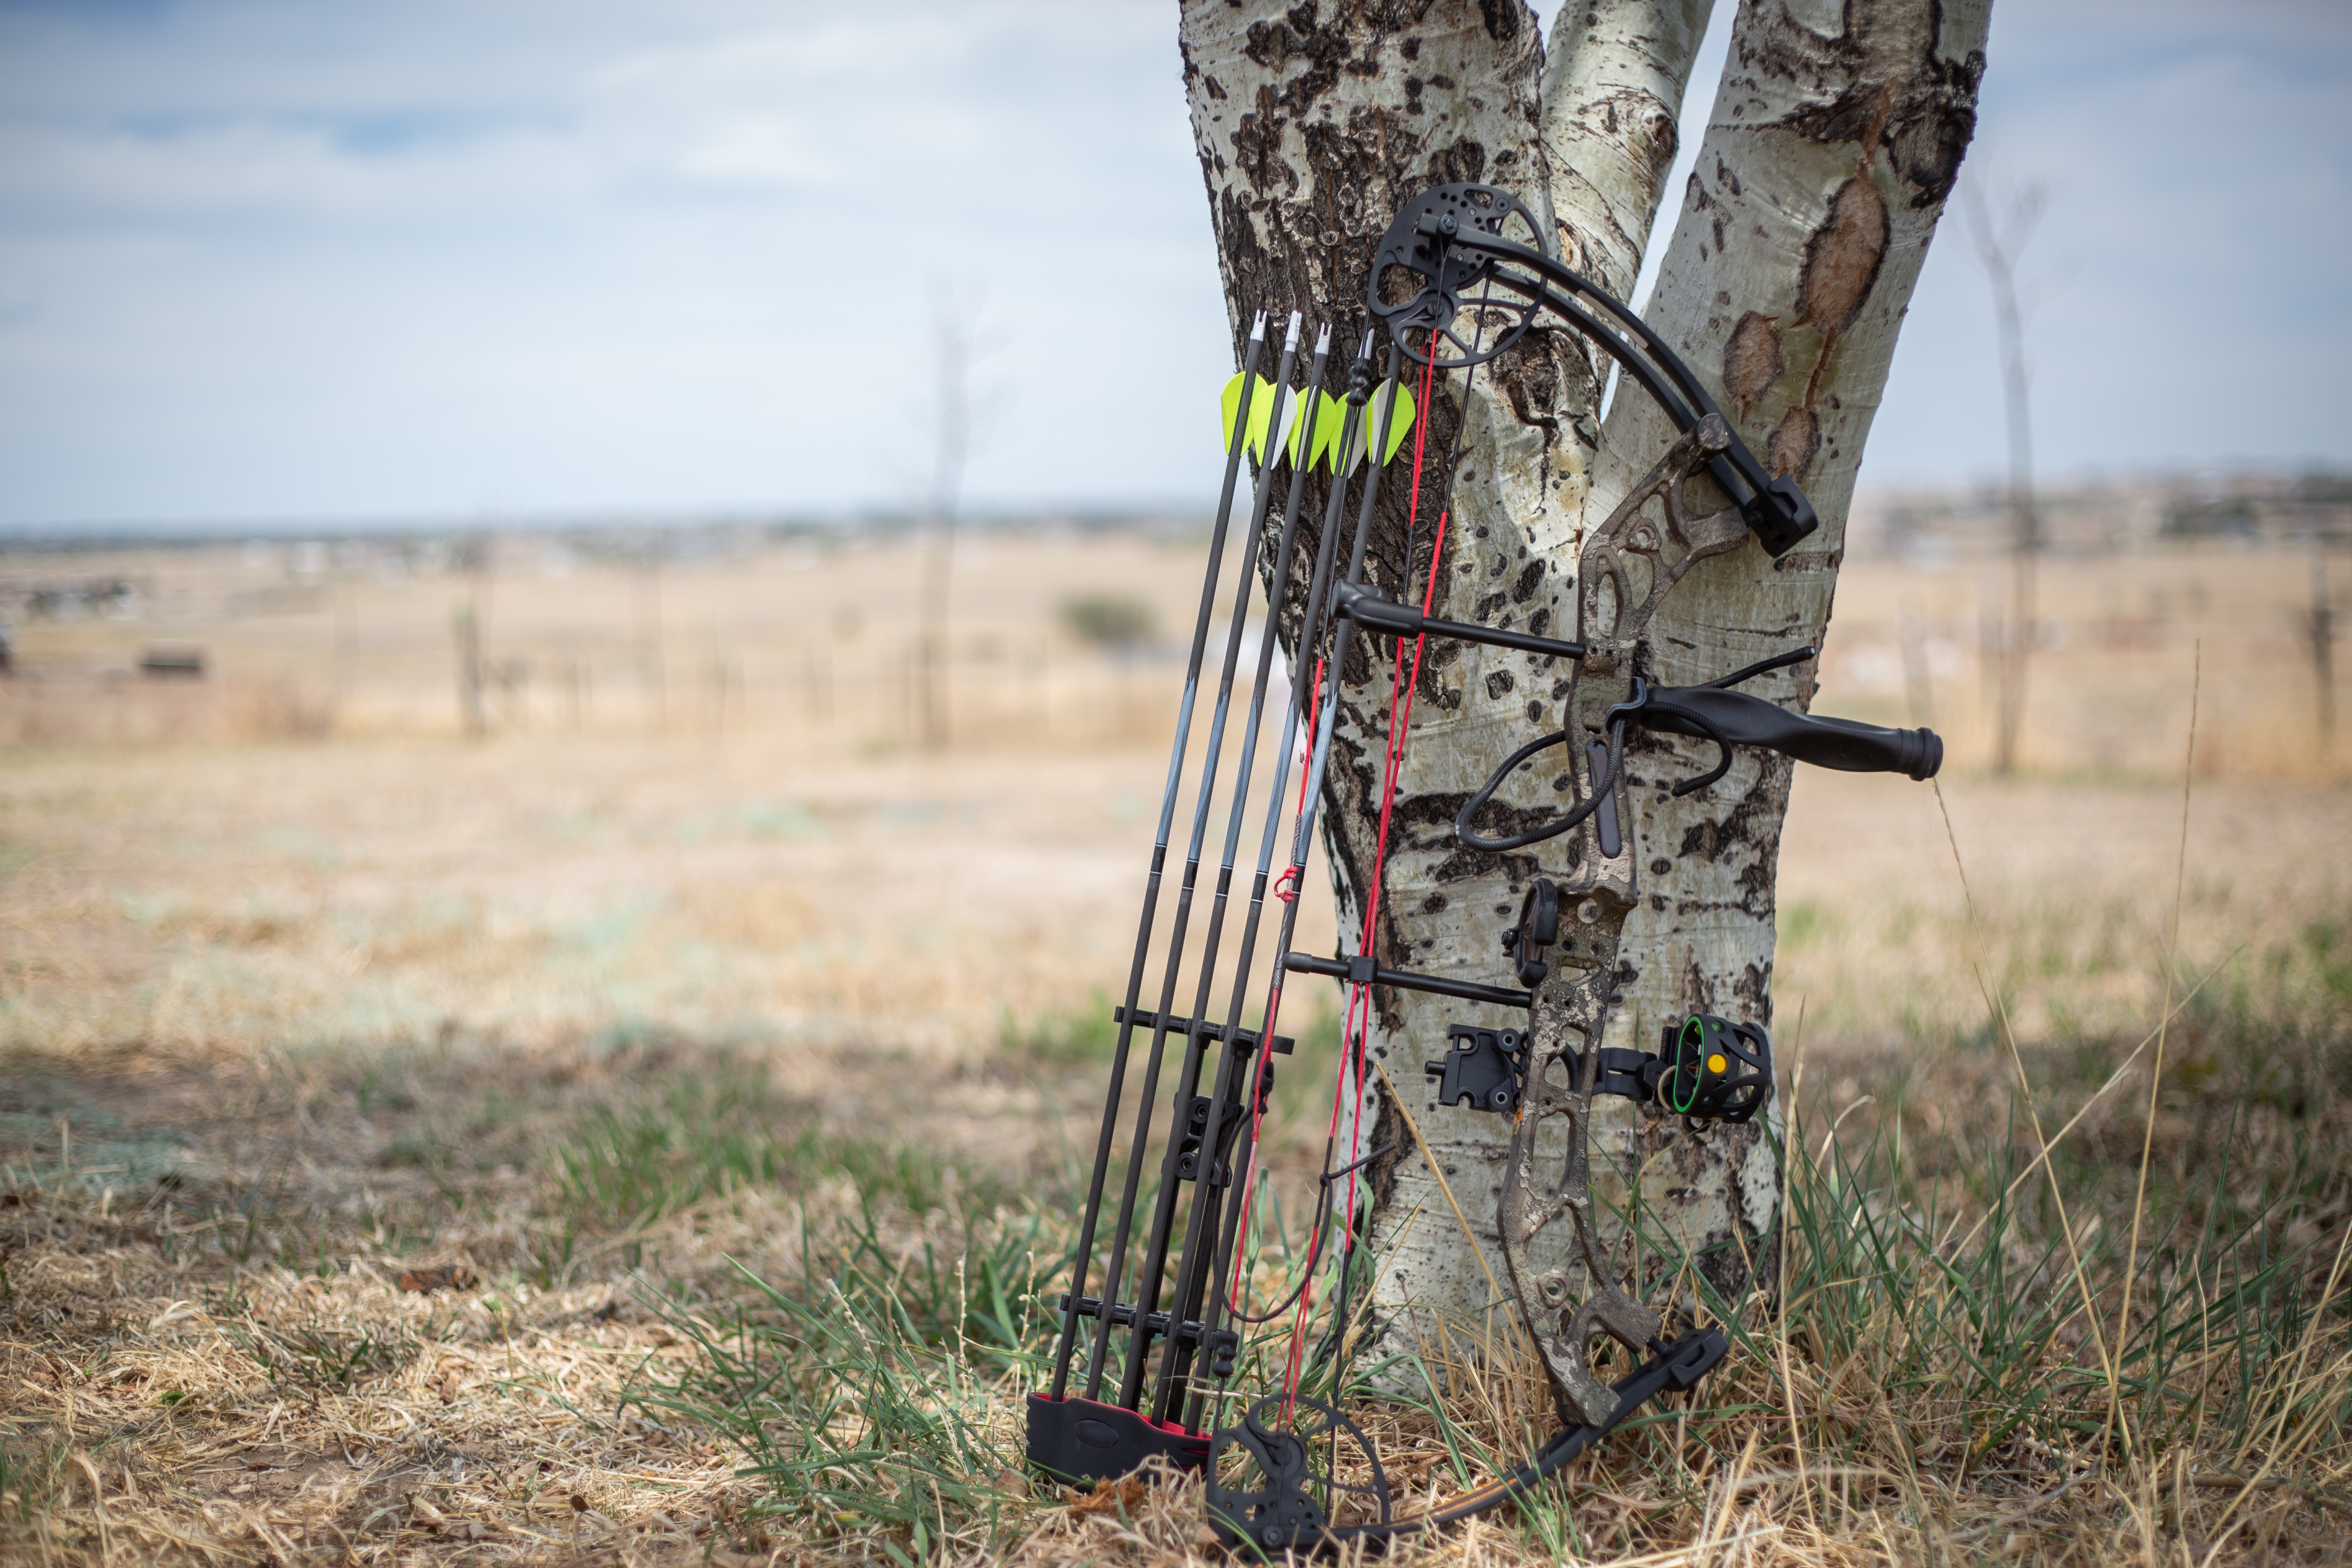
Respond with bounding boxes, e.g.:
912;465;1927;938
1639;685;1942;780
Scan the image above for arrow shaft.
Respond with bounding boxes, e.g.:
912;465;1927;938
1081;314;1306;1399
1048;309;1269;1400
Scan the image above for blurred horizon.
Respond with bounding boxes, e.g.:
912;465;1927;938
2;0;2348;533
1;462;2347;548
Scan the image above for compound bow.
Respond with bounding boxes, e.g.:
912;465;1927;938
1027;183;1942;1551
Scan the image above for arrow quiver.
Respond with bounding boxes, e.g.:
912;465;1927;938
1027;184;1944;1551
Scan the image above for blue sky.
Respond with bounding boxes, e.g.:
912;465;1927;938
0;0;2345;530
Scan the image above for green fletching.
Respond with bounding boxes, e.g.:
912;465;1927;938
1345;381;1419;474
1381;382;1419;466
1220;372;1282;459
1299;391;1348;472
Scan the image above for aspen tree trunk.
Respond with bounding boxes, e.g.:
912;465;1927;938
1181;0;1988;1366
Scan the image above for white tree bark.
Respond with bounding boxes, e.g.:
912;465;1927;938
1180;0;1988;1412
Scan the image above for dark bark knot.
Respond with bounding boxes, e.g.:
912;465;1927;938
1759;175;1889;480
1797;177;1890;337
1723;312;1784;425
1761;2;1985;211
1670;751;1784;871
1475;0;1523;43
1768;406;1820;481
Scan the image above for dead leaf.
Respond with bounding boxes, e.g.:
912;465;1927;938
397;1264;478;1294
1067;1474;1148;1518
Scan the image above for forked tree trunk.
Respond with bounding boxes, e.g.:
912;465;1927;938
1180;0;1987;1360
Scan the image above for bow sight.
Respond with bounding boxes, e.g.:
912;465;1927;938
1026;182;1943;1550
1426;882;1775;1126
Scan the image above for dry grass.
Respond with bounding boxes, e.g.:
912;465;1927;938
4;984;2343;1566
0;1039;882;1567
0;534;2347;1564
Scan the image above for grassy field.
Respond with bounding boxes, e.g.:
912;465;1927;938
0;532;2345;1565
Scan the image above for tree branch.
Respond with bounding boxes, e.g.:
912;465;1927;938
1597;0;1991;537
1538;0;1715;303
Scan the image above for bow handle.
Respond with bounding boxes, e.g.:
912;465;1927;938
1637;685;1943;784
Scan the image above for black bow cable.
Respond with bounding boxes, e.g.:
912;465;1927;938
1048;308;1270;1401
1454;646;1832;851
1221;1142;1396;1332
1083;312;1307;1400
1704;645;1817;689
1452;716;1626;852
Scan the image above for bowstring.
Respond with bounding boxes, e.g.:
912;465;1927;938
1276;345;1439;1409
